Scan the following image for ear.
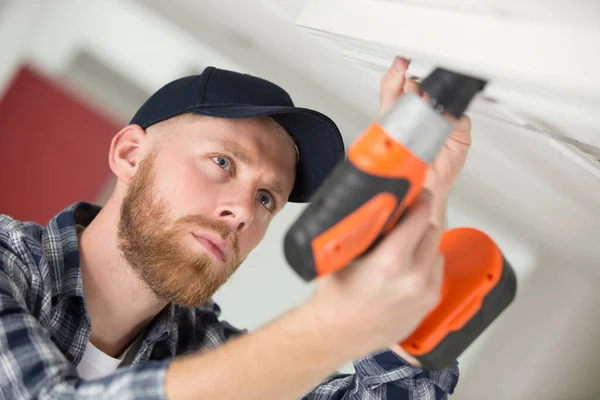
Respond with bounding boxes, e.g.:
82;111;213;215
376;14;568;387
108;124;147;184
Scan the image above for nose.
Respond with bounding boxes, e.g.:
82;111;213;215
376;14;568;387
215;192;255;233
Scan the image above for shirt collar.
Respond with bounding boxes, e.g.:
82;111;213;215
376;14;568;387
44;202;100;304
146;303;177;344
45;201;177;341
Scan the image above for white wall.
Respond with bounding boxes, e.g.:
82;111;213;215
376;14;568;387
453;252;600;400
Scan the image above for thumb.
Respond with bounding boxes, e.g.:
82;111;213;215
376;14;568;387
371;190;434;260
450;114;473;147
379;57;409;117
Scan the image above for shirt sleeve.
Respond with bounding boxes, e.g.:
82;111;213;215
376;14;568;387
300;349;459;399
0;261;170;400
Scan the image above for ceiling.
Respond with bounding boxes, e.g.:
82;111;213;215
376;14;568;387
137;0;600;266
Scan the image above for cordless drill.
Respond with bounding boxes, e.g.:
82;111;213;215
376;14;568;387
283;67;517;371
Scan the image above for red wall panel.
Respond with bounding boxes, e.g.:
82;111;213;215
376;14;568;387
0;65;122;225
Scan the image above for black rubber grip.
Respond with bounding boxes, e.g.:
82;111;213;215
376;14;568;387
283;160;411;282
415;255;518;370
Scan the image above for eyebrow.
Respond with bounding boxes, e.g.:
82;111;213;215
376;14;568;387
271;180;285;200
217;139;287;200
219;140;255;166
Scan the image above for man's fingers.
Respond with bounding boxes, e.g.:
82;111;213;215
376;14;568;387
403;79;422;96
374;190;434;258
448;114;473;147
379;56;409;117
430;254;445;299
453;114;472;133
412;223;443;269
407;225;444;308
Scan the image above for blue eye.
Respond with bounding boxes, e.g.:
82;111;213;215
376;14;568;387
257;191;274;210
212;156;230;171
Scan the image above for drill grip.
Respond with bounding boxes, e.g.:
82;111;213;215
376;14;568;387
284;159;419;282
284;121;428;281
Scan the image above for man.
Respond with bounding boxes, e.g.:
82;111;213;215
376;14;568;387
0;57;471;399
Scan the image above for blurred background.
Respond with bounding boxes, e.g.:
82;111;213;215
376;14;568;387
1;0;600;398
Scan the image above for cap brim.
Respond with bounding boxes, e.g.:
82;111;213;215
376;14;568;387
186;105;346;203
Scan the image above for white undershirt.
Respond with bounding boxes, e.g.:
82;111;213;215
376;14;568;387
75;224;138;380
76;340;123;380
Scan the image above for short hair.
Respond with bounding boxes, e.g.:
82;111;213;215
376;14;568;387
264;116;300;165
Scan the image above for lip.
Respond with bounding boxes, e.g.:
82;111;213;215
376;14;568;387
192;233;228;262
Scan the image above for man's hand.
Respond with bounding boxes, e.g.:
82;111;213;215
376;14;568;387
379;56;472;229
388;344;423;367
312;191;444;359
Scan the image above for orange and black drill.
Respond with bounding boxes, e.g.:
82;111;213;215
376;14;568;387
283;67;517;371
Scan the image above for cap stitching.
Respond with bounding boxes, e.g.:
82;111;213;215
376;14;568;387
199;67;216;106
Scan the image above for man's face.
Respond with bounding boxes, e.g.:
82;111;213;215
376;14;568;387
117;115;297;307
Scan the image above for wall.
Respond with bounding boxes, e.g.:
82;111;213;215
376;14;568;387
453;251;600;400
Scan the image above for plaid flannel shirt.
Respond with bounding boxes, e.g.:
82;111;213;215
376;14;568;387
0;202;459;399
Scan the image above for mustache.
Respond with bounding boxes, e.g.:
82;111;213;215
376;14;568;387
175;214;238;248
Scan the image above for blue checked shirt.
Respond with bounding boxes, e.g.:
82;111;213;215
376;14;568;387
0;202;459;399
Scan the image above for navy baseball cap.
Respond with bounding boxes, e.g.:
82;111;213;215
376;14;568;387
129;66;346;203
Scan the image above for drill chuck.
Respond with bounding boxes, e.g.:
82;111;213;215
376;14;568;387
420;68;487;118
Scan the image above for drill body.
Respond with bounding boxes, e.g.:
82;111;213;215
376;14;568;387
284;68;517;370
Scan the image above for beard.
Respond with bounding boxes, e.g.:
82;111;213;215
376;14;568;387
117;152;241;307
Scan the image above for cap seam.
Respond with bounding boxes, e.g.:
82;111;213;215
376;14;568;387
199;67;216;106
